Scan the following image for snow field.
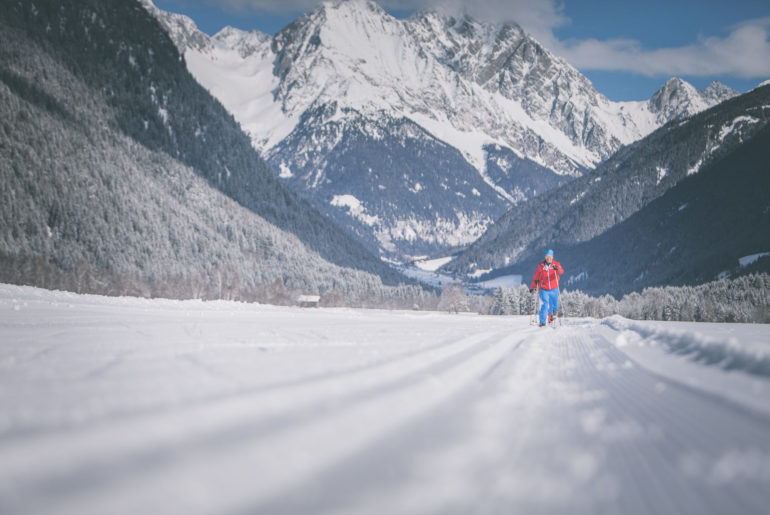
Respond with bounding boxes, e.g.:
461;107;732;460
1;284;769;514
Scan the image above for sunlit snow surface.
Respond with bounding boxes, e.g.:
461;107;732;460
1;284;770;514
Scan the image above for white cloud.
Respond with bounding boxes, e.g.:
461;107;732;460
553;17;770;78
422;0;569;40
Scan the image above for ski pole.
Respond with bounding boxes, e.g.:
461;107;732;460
529;285;533;325
529;287;534;325
529;282;539;325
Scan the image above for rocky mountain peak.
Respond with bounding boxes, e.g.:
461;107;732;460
701;81;739;103
277;0;391;41
144;0;749;261
324;0;388;17
649;77;738;124
139;0;211;53
213;26;271;58
650;77;699;107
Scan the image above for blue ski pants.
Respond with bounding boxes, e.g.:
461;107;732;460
539;288;559;325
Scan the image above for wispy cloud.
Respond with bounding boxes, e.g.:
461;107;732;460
421;0;570;40
170;0;770;79
552;17;770;78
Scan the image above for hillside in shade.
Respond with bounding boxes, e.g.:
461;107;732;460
552;123;770;297
0;0;423;304
446;85;770;287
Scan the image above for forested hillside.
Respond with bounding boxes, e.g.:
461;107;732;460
476;122;770;297
0;0;424;304
447;86;770;277
555;124;770;296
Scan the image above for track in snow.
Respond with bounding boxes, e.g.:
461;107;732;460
1;285;769;514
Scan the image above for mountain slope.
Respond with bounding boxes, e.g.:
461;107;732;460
0;0;417;300
268;107;512;256
554;123;770;297
446;85;770;277
647;78;738;125
145;0;736;260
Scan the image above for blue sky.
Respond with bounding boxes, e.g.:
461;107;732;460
152;0;770;101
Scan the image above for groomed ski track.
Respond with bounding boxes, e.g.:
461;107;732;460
1;285;769;514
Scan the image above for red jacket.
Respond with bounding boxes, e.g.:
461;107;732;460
531;260;564;291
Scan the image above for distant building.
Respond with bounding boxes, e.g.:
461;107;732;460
297;294;321;308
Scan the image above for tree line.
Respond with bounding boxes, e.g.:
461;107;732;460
483;273;769;323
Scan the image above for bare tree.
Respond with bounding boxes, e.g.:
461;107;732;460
438;281;469;314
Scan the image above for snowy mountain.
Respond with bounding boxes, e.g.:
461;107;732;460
447;85;770;285
144;0;737;260
0;0;420;301
647;78;740;126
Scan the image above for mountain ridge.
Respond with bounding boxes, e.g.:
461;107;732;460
144;0;739;261
0;0;420;302
537;122;770;297
148;0;738;163
447;85;770;281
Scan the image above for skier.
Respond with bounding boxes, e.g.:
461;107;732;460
530;249;563;327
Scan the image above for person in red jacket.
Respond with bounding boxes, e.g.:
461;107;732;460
530;249;564;326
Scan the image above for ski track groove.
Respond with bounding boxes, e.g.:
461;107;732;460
263;328;560;514
584;333;723;514
0;331;488;441
114;330;519;515
248;323;770;515
2;327;498;447
568;328;766;514
2;294;769;515
247;327;534;515
588;331;770;514
0;329;528;515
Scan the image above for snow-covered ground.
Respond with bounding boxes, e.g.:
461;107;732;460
397;256;522;292
397;256;459;288
474;274;523;291
1;284;769;514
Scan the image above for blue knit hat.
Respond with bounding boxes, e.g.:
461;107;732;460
545;249;554;257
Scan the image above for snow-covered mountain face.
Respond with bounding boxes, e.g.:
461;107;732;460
647;77;738;126
444;85;770;280
144;0;737;261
